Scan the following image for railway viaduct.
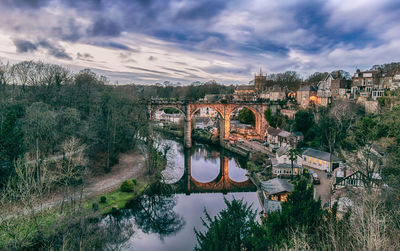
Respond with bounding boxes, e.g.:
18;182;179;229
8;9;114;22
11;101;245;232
149;100;271;148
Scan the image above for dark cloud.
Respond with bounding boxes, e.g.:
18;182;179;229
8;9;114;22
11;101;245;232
12;38;72;60
93;42;132;51
175;0;227;21
52;19;84;42
38;40;72;60
161;67;193;75
126;66;167;75
77;52;94;60
148;56;156;61
88;18;122;37
12;39;38;52
1;0;51;9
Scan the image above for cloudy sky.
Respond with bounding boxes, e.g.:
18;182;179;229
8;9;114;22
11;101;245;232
0;0;399;84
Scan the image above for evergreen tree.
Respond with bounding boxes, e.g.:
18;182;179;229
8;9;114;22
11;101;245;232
194;198;257;251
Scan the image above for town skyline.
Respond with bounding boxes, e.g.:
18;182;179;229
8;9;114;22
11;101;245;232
1;0;400;85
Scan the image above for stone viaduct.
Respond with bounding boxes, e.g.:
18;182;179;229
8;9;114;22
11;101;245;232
149;100;271;148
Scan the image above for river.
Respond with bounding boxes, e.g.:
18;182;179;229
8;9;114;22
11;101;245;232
114;137;261;250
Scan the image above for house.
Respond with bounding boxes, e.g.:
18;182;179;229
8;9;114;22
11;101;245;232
302;148;340;172
260;85;287;101
352;69;383;97
278;130;299;148
332;170;381;191
265;127;302;148
317;79;332;107
371;89;385;100
292;131;304;142
265;126;282;145
296;85;318;107
233;85;256;101
392;71;400;90
271;146;303;177
261;178;294;202
329;71;351;100
272;163;302;177
195;117;214;129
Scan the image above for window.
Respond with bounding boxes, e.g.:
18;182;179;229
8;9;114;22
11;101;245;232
313;158;317;164
304;157;306;161
319;160;322;165
308;157;311;163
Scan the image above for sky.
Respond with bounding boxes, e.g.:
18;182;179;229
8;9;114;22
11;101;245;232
0;0;400;85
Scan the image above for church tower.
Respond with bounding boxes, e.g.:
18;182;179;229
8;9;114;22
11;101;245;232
254;67;267;93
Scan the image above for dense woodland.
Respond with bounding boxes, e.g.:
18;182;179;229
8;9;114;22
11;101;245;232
0;61;152;188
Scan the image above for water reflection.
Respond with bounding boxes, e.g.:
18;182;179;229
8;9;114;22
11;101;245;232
123;182;185;240
114;138;258;250
162;140;256;194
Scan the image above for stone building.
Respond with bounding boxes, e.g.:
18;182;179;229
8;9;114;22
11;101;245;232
296;85;318;107
254;68;267;93
233;85;256;101
352;69;383;97
260;85;287;101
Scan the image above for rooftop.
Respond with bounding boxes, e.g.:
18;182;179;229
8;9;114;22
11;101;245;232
267;126;282;136
278;131;292;138
261;178;294;195
264;200;282;213
235;85;254;91
302;148;339;162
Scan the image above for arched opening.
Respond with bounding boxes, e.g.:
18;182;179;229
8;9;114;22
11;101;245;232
153;107;185;131
229;107;259;141
191;107;222;142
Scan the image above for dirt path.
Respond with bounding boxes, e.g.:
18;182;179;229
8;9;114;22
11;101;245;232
1;149;147;219
84;149;147;197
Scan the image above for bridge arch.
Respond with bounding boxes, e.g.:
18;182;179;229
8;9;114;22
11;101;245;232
229;105;263;139
151;105;187;120
190;105;224;119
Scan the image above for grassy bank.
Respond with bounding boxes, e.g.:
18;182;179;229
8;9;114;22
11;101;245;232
0;179;148;248
84;180;148;214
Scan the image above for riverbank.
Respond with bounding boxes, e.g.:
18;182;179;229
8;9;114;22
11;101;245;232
0;148;150;249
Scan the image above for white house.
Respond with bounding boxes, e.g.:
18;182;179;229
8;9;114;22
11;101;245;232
271;146;303;177
301;148;340;172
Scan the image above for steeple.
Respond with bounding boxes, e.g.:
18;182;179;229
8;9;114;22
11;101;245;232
259;67;263;76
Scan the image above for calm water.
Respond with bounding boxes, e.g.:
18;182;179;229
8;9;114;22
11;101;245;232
119;138;260;251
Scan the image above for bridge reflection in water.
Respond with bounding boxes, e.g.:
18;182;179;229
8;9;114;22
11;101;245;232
171;148;256;194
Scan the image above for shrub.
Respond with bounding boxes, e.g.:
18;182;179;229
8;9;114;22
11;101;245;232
92;202;99;211
120;180;134;192
100;196;107;203
131;178;137;185
111;207;118;215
